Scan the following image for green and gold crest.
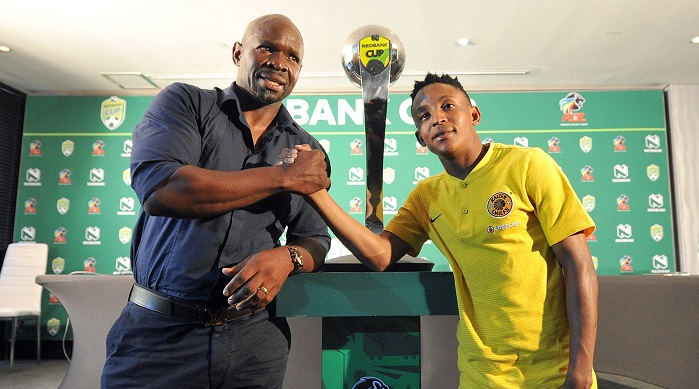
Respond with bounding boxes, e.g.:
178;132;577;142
101;96;126;130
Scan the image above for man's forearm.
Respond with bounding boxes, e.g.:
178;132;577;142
307;190;396;271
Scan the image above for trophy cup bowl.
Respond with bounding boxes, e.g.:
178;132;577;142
341;25;406;88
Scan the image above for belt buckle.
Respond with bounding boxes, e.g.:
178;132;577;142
202;307;227;327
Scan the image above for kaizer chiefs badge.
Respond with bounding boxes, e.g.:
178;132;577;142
487;192;514;218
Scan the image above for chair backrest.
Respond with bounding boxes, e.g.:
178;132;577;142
0;243;49;312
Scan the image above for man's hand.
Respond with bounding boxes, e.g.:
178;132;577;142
221;247;294;311
276;144;330;194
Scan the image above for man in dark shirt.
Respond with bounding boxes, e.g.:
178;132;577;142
101;14;331;389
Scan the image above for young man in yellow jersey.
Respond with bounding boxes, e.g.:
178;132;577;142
290;73;598;388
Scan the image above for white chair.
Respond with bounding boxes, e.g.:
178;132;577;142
0;242;49;368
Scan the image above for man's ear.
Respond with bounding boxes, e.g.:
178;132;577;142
232;42;242;66
471;105;482;126
415;130;426;147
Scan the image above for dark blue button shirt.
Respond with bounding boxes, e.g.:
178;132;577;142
130;82;330;303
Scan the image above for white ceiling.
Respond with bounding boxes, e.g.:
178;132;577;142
1;0;698;96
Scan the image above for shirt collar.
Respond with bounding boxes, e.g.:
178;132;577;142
221;82;297;131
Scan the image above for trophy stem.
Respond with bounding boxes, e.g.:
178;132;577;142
361;65;390;234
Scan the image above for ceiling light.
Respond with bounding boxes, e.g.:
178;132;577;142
0;46;11;52
101;72;159;89
691;36;699;44
456;38;472;47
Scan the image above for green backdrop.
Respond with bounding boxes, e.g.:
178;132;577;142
14;90;675;359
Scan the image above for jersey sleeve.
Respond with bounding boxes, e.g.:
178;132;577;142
385;185;431;255
526;148;595;245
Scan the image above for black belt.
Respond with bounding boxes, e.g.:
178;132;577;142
128;283;254;327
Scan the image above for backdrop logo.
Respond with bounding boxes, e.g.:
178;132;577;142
616;194;630;211
92;140;105;156
122;139;133;157
514;136;528;147
52;257;65;274
582;195;596;212
619;255;634;273
83;257;96;272
123;168;132;185
384;138;398;156
559;92;587;125
383;196;398;214
101;96;126;130
53;227;67;244
25;168;42;186
613;135;627;152
84;226;101;245
415;140;429;154
118;197;136;215
20;226;36;241
47;318;61;336
57;197;70;215
650;224;664;242
383;167;395;184
413;167;429;184
348;167;365;185
615;224;634;242
29;140;42;156
59;168;72;185
579;136;592;153
119;227;132;244
647;194;665;212
114;257;132;274
88;168;106;186
487;192;514;218
580;165;594;181
350;139;363;155
88;198;101;214
644;135;662;153
349;197;363;214
61;140;74;157
612;164;630;182
547;137;561;153
24;198;37;214
651;254;670;273
646;164;660;181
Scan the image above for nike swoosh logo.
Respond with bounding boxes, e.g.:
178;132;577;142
430;213;443;223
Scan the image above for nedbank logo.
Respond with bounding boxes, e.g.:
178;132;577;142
383;196;398;214
384;138;398;156
101;96;126;130
83;226;101;245
359;35;390;76
20;226;36;241
413;167;429;184
347;167;364;185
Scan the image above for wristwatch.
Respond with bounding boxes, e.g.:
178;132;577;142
287;246;303;272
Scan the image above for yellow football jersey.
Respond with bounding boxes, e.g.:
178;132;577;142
386;143;596;388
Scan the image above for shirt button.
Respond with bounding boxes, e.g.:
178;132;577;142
461;182;467;188
462;209;469;214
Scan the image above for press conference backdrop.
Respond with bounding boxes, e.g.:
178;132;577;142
14;89;675;340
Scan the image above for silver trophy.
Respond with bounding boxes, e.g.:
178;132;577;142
341;25;406;234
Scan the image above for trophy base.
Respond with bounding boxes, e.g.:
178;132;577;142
323;254;434;272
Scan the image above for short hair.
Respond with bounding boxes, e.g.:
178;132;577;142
410;73;471;102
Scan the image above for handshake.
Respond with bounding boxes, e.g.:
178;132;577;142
275;144;330;196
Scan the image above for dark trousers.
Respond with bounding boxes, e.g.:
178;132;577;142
101;302;290;389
